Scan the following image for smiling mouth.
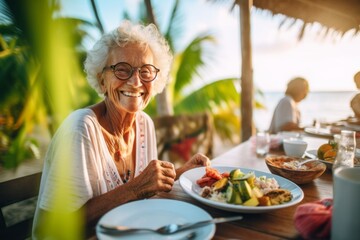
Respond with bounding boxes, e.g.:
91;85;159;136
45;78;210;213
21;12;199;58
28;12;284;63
121;91;144;97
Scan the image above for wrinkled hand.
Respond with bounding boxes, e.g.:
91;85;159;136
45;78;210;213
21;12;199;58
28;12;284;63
176;153;211;179
129;160;176;199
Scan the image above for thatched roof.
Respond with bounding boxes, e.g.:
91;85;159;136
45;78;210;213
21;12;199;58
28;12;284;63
252;0;360;38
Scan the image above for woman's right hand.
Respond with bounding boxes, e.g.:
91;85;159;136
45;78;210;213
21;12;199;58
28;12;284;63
127;160;176;199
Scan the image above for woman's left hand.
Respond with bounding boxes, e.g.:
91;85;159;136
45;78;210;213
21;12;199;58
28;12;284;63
176;153;210;179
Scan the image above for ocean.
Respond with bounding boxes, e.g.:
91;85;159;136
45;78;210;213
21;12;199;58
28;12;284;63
254;91;357;131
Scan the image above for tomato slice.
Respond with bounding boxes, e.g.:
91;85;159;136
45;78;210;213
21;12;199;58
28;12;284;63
205;167;222;180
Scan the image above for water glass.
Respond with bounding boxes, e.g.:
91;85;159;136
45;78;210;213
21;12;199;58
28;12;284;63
332;130;355;171
256;131;270;157
314;117;327;129
333;134;341;149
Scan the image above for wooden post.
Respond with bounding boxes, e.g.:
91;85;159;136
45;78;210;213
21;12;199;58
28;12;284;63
239;0;254;142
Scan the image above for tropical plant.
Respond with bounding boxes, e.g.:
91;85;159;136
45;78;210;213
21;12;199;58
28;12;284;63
0;0;100;168
0;0;97;238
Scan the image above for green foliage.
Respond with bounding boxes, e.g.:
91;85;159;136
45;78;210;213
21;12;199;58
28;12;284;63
173;34;216;99
1;0;86;237
0;0;100;168
174;78;239;113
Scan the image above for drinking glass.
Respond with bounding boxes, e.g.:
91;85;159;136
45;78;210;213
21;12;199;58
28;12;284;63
256;131;270;157
332;130;356;171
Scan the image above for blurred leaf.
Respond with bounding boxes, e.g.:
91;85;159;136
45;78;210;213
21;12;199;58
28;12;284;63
174;78;239;113
174;34;216;99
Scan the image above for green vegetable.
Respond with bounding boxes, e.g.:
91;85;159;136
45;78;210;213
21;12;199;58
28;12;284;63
230;169;244;180
238;180;253;201
226;183;243;204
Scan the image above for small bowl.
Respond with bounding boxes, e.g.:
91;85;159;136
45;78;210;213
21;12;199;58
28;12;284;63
283;139;308;157
265;155;326;185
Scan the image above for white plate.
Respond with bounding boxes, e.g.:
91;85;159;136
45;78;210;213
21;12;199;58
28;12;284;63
304;149;318;159
278;131;302;139
306;149;360;168
179;166;304;213
344;123;360;131
305;149;333;169
304;127;333;137
96;199;215;240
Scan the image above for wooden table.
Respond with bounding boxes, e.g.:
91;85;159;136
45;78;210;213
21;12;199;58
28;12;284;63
155;134;333;239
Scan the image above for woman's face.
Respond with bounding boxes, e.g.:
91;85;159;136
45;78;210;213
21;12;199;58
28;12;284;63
101;43;155;113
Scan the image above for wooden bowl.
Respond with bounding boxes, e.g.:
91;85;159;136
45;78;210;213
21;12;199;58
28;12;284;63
265;155;326;185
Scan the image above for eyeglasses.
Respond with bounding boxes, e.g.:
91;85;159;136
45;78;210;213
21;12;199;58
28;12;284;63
103;62;160;82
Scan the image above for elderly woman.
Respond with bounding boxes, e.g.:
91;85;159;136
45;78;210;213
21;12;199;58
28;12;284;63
32;21;210;238
268;77;309;134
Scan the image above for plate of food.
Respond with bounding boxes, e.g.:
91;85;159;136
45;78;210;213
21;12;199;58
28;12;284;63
305;149;334;170
96;199;215;240
179;166;304;213
306;148;360;168
304;127;333;138
265;155;326;184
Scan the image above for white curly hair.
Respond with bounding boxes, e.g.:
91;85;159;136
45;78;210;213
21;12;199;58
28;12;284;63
84;21;173;97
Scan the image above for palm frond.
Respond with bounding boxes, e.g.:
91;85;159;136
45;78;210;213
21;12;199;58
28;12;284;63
174;78;239;113
213;111;240;143
174;34;216;99
0;0;13;23
163;0;183;52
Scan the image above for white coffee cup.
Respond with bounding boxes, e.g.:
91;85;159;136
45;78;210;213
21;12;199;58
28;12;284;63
283;138;307;157
332;167;360;240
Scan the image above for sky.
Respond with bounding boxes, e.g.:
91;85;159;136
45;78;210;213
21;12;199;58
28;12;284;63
60;0;360;92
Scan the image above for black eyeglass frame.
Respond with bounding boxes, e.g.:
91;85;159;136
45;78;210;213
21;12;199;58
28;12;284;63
103;62;160;82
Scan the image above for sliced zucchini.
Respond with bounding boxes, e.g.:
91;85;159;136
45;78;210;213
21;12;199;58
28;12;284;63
238;180;253;201
226;185;234;203
227;183;243;205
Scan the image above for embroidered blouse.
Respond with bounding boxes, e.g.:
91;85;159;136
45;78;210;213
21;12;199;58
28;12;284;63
33;108;157;214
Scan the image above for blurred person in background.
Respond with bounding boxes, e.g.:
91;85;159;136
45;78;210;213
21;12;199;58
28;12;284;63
268;77;309;134
350;71;360;118
32;21;210;239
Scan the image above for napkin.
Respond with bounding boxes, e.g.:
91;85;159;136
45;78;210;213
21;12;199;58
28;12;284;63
294;198;332;239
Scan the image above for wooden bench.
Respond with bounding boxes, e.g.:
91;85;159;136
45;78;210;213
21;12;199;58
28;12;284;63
0;172;42;240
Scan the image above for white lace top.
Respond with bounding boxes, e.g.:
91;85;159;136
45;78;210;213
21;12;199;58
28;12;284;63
33;108;157;217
